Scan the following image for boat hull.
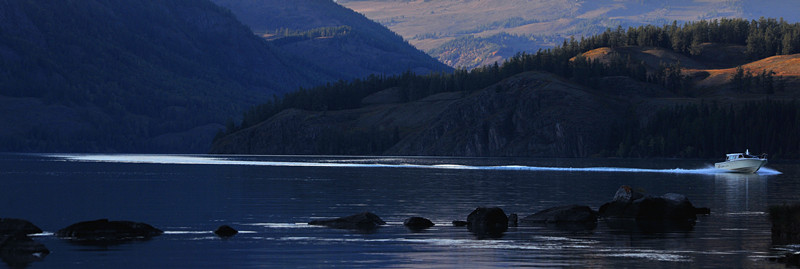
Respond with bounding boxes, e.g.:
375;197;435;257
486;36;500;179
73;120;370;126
714;158;767;173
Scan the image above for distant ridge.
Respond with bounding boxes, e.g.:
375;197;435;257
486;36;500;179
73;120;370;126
340;0;800;69
212;0;452;79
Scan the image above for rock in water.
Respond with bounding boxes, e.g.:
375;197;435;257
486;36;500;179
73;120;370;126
214;225;238;238
598;186;709;232
308;212;386;230
404;217;435;231
521;205;598;224
466;207;508;238
0;218;49;267
769;203;800;245
0;218;42;237
56;219;163;242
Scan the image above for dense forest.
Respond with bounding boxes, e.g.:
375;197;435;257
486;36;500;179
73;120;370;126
611;100;800;159
219;17;800;158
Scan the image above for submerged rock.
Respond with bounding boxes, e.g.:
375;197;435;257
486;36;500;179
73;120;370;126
56;219;163;243
466;207;508;238
769;203;800;245
214;225;238;238
0;218;49;267
404;217;435;231
308;212;386;231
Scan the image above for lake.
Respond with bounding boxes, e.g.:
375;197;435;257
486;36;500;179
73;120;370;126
1;153;798;268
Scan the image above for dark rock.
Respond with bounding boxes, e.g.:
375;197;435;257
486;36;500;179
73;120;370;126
466;207;508;238
1;236;49;267
404;217;434;231
598;186;708;232
56;219;163;243
214;225;238;238
772;252;800;267
452;220;468;227
308;212;386;231
521;205;598;224
769;204;800;245
0;219;42;238
695;207;711;215
0;218;49;267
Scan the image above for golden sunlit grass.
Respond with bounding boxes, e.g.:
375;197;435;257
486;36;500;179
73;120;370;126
574;46;800;88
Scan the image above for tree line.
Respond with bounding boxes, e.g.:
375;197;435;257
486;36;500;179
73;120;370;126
610;100;800;159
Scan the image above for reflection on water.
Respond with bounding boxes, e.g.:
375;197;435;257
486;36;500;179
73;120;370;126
714;173;768;214
0;154;797;268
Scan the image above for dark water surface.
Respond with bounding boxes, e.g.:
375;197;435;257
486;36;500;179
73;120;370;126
1;154;799;268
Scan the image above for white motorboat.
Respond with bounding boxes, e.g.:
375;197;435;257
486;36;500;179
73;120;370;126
714;149;767;173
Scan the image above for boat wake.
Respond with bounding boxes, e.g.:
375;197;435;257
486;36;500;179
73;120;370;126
48;154;781;175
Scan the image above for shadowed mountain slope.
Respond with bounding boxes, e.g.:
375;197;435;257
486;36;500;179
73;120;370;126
0;0;337;152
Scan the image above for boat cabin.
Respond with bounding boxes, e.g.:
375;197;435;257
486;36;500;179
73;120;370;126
725;153;746;161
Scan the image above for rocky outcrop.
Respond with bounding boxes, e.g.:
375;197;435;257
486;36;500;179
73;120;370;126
466;207;509;238
0;218;49;267
404;217;435;231
598;186;709;232
308;212;386;231
56;219;163;243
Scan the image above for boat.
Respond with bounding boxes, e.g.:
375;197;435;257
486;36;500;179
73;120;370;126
714;149;768;173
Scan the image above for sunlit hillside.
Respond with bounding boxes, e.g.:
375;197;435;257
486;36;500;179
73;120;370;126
339;0;800;69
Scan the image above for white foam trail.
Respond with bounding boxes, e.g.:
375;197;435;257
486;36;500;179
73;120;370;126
163;230;256;235
48;154;780;175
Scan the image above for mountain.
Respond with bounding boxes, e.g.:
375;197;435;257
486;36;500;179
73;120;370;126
0;0;338;152
211;18;800;158
339;0;800;69
0;0;446;153
211;0;451;79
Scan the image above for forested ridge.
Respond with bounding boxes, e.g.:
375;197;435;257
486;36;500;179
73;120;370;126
217;18;800;159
